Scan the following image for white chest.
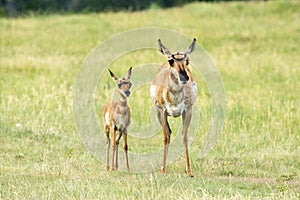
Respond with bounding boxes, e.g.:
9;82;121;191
104;109;130;131
114;112;129;130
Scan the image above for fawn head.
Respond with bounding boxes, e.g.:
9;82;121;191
109;67;132;97
158;38;196;84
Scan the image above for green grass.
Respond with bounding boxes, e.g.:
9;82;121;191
1;0;300;199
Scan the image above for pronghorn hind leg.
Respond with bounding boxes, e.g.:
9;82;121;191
123;132;130;171
110;126;117;171
105;126;110;171
182;107;193;177
156;109;163;126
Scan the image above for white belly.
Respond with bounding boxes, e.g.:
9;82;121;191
166;101;185;117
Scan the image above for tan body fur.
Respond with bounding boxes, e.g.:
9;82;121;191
151;62;197;117
102;67;132;171
150;39;197;177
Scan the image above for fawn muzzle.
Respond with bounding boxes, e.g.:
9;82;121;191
124;90;131;97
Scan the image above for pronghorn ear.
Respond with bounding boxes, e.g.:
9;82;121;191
125;67;132;79
109;69;119;81
185;38;196;55
158;39;171;57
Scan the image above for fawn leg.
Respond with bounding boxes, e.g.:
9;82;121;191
110;127;117;171
105;126;110;171
123;132;130;171
115;131;122;170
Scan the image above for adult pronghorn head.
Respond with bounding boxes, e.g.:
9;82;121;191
109;67;132;98
158;38;196;84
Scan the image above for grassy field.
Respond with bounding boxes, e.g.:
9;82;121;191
1;0;300;199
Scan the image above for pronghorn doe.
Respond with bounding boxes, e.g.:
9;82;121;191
102;67;132;171
150;39;197;177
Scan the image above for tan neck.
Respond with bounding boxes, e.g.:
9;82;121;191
118;91;127;102
168;70;184;93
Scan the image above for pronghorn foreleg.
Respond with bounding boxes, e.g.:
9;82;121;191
159;108;171;174
182;107;193;177
123;132;130;171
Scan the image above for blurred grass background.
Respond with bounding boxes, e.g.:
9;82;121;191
0;0;299;199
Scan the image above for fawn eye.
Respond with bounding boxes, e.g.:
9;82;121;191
168;59;174;66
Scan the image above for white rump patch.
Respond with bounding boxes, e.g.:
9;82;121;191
105;112;110;125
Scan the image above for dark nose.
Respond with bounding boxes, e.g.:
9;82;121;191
125;90;130;97
179;70;189;83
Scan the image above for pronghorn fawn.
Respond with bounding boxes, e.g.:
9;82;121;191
150;38;198;177
102;67;132;171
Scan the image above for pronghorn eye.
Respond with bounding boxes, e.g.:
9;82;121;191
186;60;189;65
168;59;174;66
118;83;122;88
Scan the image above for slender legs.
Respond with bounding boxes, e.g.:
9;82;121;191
157;107;193;177
105;127;130;171
182;107;193;177
114;131;122;170
123;133;130;171
157;109;172;174
110;127;117;171
105;105;192;176
105;126;110;171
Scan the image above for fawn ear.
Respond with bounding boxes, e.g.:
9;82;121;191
185;38;196;55
109;69;118;81
125;67;132;79
158;39;171;57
